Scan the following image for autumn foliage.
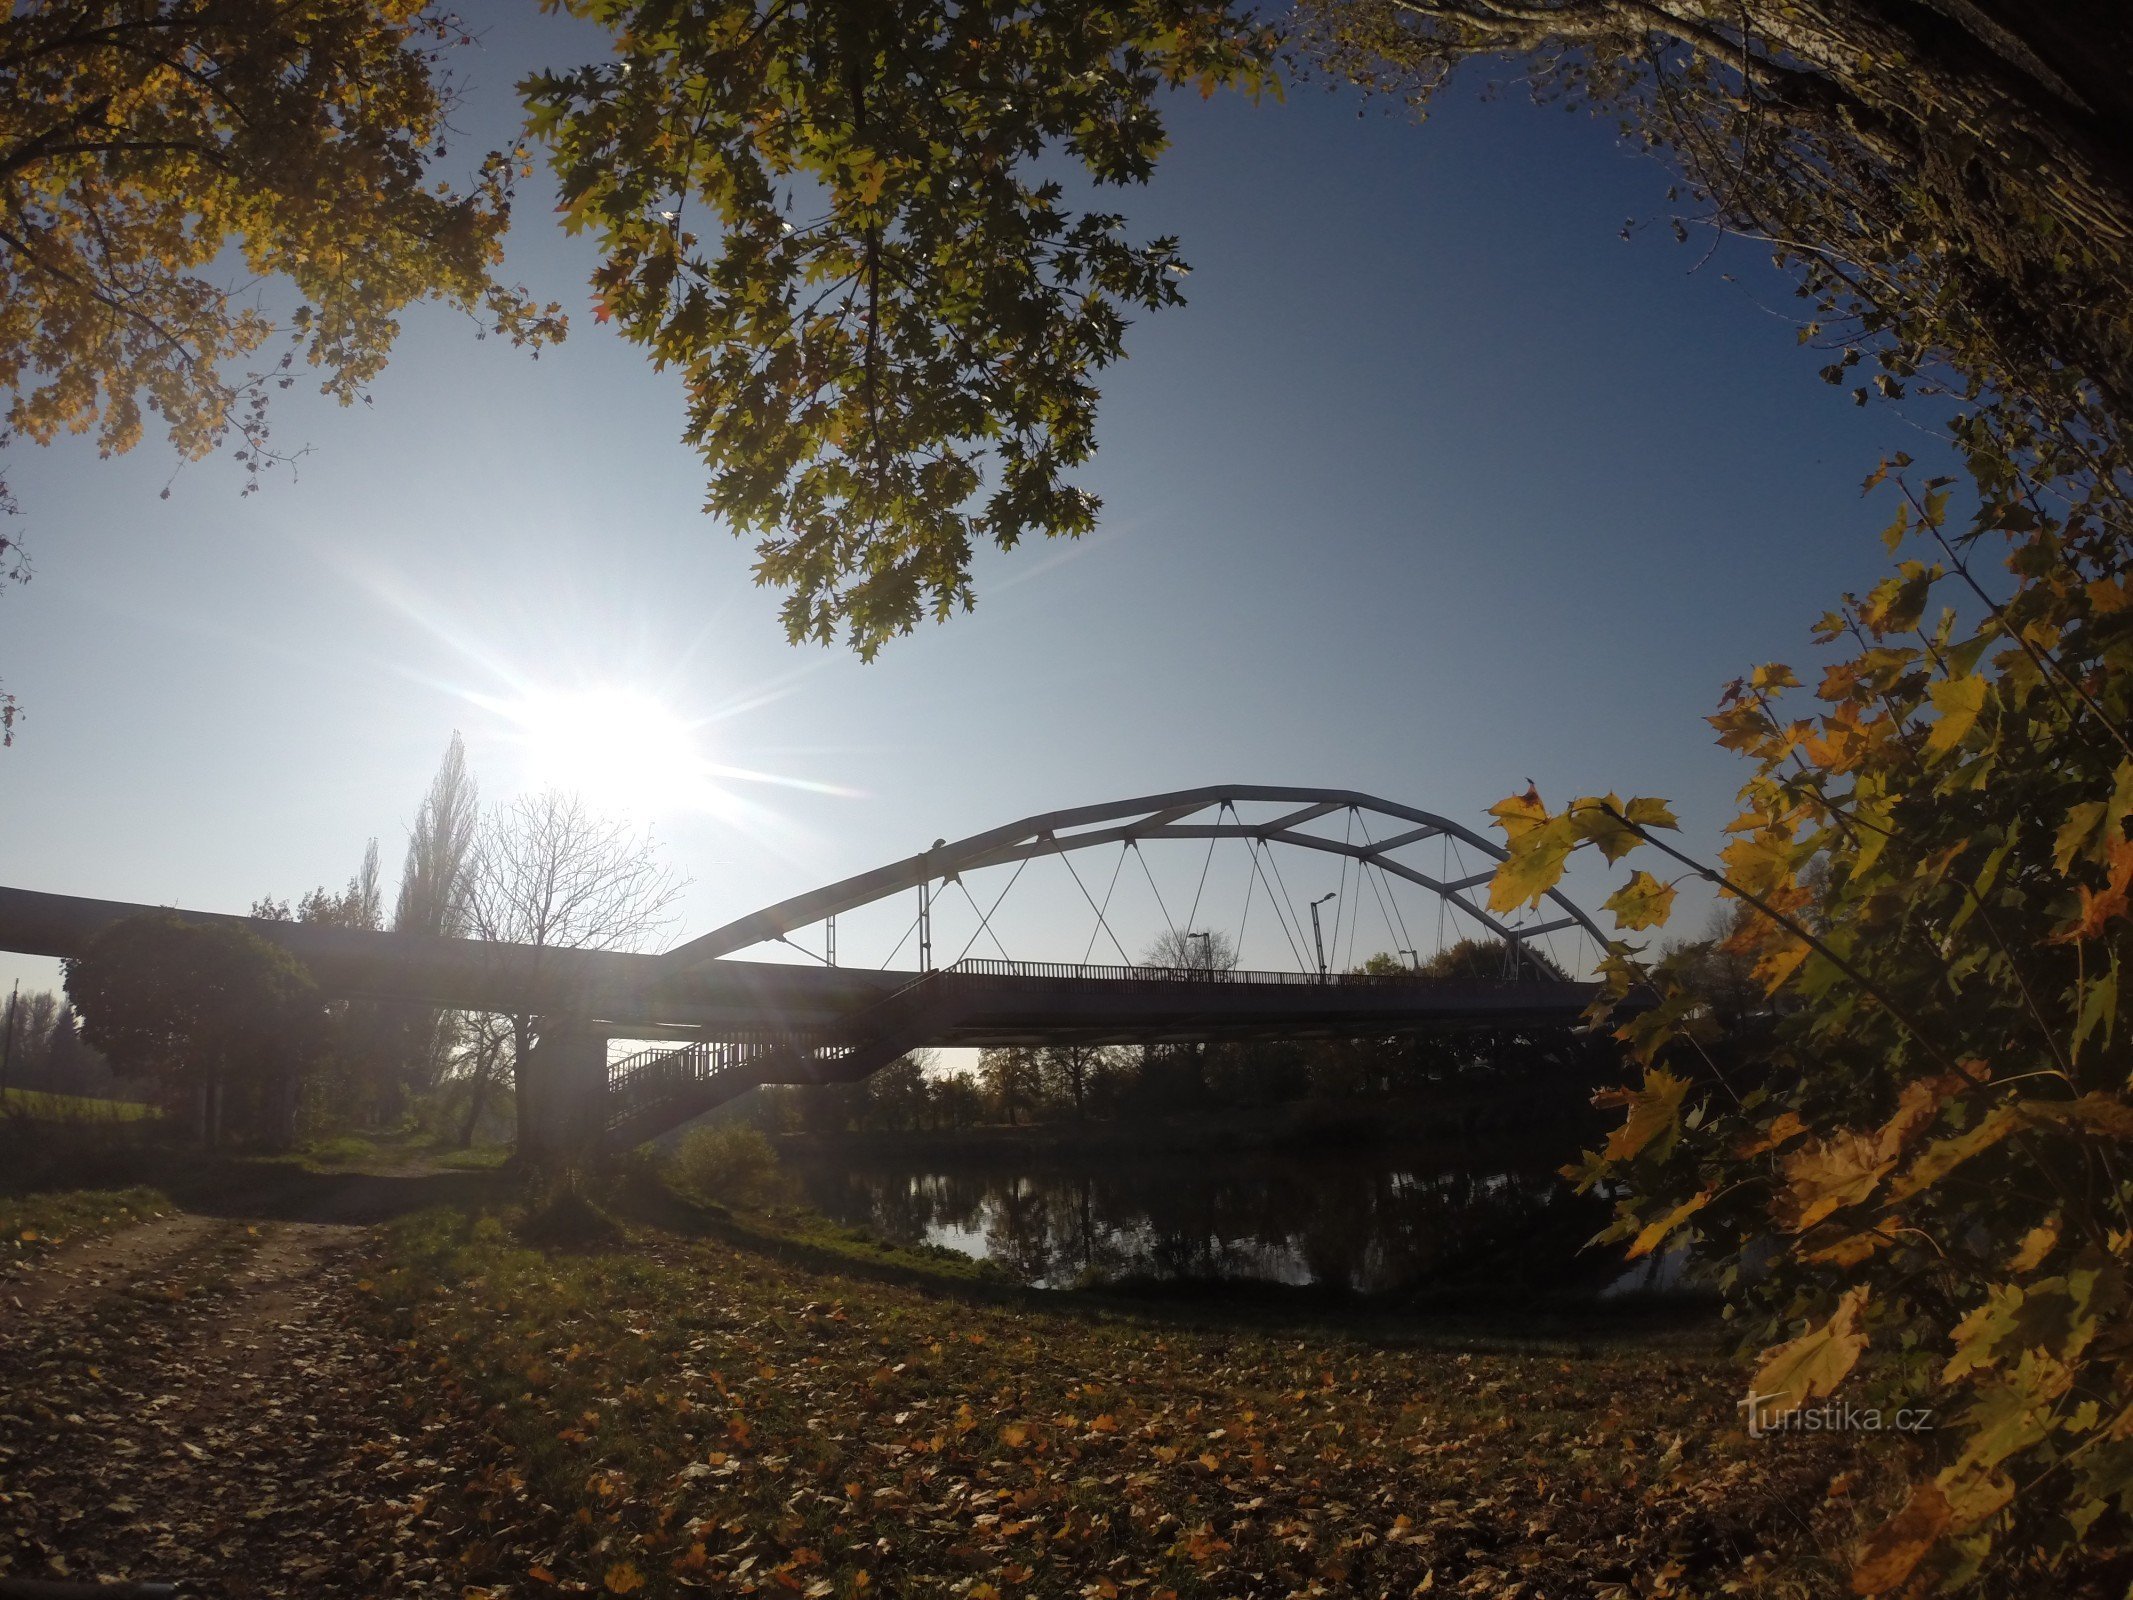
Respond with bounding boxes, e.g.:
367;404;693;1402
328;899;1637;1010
1493;413;2133;1588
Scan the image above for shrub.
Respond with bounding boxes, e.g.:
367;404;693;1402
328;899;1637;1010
668;1123;792;1211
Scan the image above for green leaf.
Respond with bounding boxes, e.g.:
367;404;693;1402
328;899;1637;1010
2074;959;2118;1052
2055;801;2109;876
1881;502;1910;552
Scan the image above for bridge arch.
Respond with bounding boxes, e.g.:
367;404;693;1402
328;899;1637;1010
659;785;1607;979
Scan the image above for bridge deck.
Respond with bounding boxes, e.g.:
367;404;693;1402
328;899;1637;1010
0;888;1595;1043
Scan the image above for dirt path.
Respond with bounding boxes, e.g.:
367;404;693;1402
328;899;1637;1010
0;1214;226;1326
0;1171;494;1597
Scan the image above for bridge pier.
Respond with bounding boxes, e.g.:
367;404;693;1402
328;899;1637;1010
519;1022;610;1163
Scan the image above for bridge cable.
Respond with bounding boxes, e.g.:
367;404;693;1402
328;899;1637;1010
1437;834;1451;952
1129;838;1182;956
1354;812;1419;967
1060;847;1137;967
1260;841;1314;974
950;855;1029;966
1246;837;1309;972
1233;837;1258;962
1360;856;1401;966
880;908;923;969
1079;843;1130;967
1181;801;1226;945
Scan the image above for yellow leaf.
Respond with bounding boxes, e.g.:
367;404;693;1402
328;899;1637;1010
1485;785;1548;844
1922;673;1986;756
1603;870;1676;931
1567;794;1640;862
1935;1461;2015;1531
604;1562;644;1594
1734;1111;1807;1157
1595;1067;1691;1163
1889;1105;2026;1200
1488;815;1577;912
1778;1132;1893;1231
1750;1285;1869;1416
1621;796;1679;829
1627;1192;1707;1259
1753;939;1811;996
2008;1217;2060;1273
2087;575;2133;614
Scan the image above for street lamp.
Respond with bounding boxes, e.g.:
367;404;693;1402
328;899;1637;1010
1399;948;1419;972
1185;930;1212;971
1309;893;1337;981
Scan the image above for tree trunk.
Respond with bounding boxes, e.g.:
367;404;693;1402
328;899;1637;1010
457;1048;494;1149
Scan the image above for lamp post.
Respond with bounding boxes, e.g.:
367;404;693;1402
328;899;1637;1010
1185;931;1211;971
1399;948;1419;972
1309;893;1336;981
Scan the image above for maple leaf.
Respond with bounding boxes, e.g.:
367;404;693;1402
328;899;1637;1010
1749;1285;1870;1415
1603;870;1677;931
1595;1067;1691;1163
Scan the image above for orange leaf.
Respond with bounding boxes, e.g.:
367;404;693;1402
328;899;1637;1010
1850;1478;1951;1595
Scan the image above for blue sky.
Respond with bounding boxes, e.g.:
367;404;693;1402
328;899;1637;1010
0;11;1946;1013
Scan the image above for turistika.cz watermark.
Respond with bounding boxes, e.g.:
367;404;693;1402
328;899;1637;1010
1741;1393;1935;1438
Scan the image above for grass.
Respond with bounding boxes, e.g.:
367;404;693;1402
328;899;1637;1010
361;1184;1882;1599
288;1126;515;1172
1;1186;170;1254
0;1086;154;1121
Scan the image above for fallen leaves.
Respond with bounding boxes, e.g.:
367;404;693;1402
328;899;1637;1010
356;1206;1866;1599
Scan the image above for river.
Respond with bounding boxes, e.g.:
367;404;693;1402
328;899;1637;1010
785;1148;1664;1301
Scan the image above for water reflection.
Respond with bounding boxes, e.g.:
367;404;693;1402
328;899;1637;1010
790;1154;1616;1298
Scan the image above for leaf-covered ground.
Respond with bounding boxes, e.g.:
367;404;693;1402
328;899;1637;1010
0;1183;1884;1597
364;1205;1878;1599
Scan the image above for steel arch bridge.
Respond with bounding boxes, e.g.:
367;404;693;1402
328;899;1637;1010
0;785;1610;1152
658;784;1607;979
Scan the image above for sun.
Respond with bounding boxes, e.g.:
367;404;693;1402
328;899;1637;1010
504;685;708;815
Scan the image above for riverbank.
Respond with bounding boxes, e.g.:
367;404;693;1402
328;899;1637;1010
0;1154;1888;1595
352;1181;1874;1597
770;1086;1604;1164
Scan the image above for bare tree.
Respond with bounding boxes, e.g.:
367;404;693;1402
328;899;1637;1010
1141;928;1238;974
389;733;481;1116
462;788;687;1146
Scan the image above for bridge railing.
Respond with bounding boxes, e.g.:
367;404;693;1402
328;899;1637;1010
939;957;1556;987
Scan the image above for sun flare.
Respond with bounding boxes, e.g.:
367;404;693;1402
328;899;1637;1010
504;685;708;815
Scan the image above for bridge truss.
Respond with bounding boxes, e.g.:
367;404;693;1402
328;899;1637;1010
658;785;1608;985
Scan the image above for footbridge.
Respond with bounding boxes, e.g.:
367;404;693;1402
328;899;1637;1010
0;786;1610;1152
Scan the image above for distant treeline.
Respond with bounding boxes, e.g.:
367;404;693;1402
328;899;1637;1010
731;939;1642;1138
725;927;1777;1142
0;988;132;1103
